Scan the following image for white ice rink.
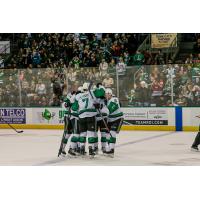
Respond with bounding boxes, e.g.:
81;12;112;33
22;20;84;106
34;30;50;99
0;129;200;166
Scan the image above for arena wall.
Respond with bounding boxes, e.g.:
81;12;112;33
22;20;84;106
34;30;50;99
0;107;199;131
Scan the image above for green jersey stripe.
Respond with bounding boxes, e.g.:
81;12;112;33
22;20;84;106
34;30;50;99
109;112;123;118
79;109;97;115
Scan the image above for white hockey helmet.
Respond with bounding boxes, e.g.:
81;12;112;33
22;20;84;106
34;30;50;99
92;85;97;90
105;88;113;95
78;86;83;92
82;82;89;91
99;85;106;91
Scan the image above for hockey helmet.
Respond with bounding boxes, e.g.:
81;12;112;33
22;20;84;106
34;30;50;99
105;88;113;95
78;86;83;92
82;82;89;90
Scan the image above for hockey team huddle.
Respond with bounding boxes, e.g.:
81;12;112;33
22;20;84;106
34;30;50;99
58;82;124;158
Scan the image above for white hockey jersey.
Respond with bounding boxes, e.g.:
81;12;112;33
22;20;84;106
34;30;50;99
107;96;123;122
72;91;97;119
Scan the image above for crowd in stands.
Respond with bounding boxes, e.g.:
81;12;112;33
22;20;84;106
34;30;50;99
2;33;147;68
0;33;146;106
0;33;200;107
126;63;200;107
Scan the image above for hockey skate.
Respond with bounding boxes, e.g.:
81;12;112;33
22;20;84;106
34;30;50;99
104;149;114;158
75;147;81;155
191;146;199;152
60;150;67;157
80;146;87;156
94;147;99;155
101;147;107;154
68;148;77;157
89;146;95;158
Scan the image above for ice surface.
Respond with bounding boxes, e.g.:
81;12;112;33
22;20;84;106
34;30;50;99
0;129;199;166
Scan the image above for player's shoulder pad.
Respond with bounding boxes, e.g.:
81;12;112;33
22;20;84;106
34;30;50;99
70;94;76;103
75;92;82;100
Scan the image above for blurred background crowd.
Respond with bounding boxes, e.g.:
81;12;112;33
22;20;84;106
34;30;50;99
0;33;200;107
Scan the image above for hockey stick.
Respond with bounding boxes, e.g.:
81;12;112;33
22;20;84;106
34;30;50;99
58;109;70;157
88;82;112;137
6;123;23;133
0;115;23;133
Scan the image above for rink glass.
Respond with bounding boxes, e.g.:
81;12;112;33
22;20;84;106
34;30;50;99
0;64;199;107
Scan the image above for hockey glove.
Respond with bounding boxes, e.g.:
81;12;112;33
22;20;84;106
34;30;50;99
64;101;71;108
93;103;100;109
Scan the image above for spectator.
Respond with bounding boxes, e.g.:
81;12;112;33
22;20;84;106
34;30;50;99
32;50;41;65
41;96;48;106
35;80;46;95
19;70;25;81
102;74;114;88
181;70;189;85
155;50;165;65
151;66;160;80
175;94;187;106
29;95;40;106
192;53;200;64
108;58;116;73
126;89;136;106
88;54;98;67
93;68;101;83
143;50;153;65
151;77;164;105
123;51;130;65
116;57;126;75
99;59;108;77
111;40;121;58
21;78;29;90
132;50;145;66
70;55;81;69
135;81;150;106
166;64;175;79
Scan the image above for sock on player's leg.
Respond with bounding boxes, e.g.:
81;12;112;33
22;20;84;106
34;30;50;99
88;131;96;156
79;132;87;154
101;132;107;149
88;131;96;148
109;131;116;150
62;131;71;151
70;134;79;150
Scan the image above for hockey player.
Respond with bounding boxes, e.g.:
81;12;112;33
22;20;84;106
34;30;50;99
58;92;75;156
191;116;200;151
105;88;124;157
68;87;83;156
191;132;200;151
94;83;109;154
71;82;103;157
